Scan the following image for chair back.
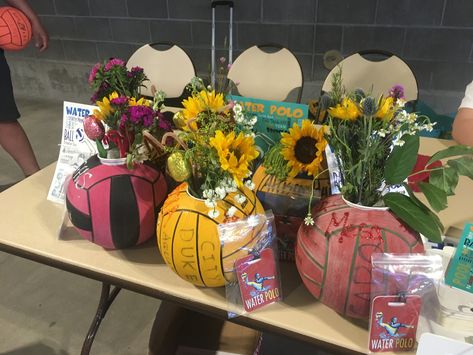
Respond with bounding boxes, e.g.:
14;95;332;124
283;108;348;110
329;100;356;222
322;50;418;102
228;45;303;102
127;43;195;98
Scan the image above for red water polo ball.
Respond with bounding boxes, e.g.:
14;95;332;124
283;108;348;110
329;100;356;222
0;7;32;51
66;155;167;249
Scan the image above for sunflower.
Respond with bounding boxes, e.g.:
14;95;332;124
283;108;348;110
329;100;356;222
327;97;361;121
210;130;259;186
375;96;395;120
128;96;151;107
281;120;327;178
94;91;119;120
181;90;226;130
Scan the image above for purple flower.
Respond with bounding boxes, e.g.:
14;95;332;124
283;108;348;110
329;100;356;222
110;96;128;106
131;66;143;74
157;112;172;131
88;63;101;84
388;85;405;100
127;66;144;78
129;105;155;127
104;58;126;72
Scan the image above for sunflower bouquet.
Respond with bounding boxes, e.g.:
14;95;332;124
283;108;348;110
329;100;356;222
165;77;259;212
84;58;172;168
317;66;473;242
261;120;328;227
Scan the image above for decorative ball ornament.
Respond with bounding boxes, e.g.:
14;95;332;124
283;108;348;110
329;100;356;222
295;195;424;319
157;183;265;287
166;151;191;182
83;115;105;141
253;165;330;261
0;7;32;51
66;155;167;249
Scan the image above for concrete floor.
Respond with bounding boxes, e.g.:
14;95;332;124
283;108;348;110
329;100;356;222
0;98;332;355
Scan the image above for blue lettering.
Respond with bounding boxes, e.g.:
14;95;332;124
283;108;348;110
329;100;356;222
66;106;90;117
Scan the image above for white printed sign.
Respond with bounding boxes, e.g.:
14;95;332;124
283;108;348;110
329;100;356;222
47;101;98;204
325;145;408;197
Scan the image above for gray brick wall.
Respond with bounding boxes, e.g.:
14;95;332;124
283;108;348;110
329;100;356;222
3;0;473;112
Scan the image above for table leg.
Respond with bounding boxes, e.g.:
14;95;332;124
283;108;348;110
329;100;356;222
81;282;121;355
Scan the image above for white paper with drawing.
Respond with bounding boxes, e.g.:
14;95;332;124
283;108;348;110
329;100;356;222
47;101;98;204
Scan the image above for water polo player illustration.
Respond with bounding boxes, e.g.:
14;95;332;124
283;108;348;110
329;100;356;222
241;272;275;296
375;312;414;339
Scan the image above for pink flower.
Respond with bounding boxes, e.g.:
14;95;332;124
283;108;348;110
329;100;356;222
110;96;128;106
129;105;154;127
104;58;125;72
88;63;101;84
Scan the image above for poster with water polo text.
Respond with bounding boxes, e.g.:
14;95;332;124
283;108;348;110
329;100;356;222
47;101;97;204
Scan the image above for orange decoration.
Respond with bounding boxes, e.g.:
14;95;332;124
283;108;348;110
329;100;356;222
295;195;424;319
157;183;264;287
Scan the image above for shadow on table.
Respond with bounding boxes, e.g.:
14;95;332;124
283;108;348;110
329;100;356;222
1;342;68;355
113;238;166;265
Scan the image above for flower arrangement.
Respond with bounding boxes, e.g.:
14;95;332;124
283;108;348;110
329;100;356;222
316;67;473;242
84;58;172;167
263;119;327;181
165;77;259;217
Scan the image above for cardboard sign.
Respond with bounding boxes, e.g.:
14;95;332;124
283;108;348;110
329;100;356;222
47;101;98;204
228;95;307;154
445;223;473;294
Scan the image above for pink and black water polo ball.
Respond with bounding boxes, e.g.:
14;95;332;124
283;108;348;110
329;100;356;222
66;155;167;249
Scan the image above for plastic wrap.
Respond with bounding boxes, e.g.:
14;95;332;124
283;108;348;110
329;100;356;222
369;253;443;353
218;211;281;318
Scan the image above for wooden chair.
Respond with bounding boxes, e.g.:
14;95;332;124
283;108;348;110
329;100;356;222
321;50;418;102
227;44;303;102
126;43;196;103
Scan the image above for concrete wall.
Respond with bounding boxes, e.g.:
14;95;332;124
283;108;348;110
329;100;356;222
4;0;473;112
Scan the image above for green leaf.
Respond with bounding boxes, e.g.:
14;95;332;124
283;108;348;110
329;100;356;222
427;145;473;165
402;183;444;232
95;139;107;158
418;182;448;212
383;193;442;243
447;156;473;179
429;167;459;196
385;135;420;185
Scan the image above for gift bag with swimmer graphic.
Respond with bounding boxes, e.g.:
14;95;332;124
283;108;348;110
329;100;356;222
219;211;282;318
369;253;443;353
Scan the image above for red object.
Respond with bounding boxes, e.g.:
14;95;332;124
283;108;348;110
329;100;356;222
369;295;421;352
0;7;32;51
408;154;442;192
66;155;167;249
295;195;424;319
236;248;281;313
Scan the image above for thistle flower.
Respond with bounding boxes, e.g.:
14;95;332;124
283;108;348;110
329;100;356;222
388;85;405;100
353;88;366;101
360;97;377;116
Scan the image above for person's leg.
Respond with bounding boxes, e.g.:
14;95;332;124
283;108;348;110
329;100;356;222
0;121;40;176
0;49;40;177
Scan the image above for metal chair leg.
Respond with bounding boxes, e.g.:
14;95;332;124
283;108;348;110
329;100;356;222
81;282;121;355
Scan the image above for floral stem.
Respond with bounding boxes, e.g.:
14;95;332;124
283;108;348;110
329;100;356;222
407;166;444;179
306;168;329;219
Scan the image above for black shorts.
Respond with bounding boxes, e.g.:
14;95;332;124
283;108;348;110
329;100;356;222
0;49;20;122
